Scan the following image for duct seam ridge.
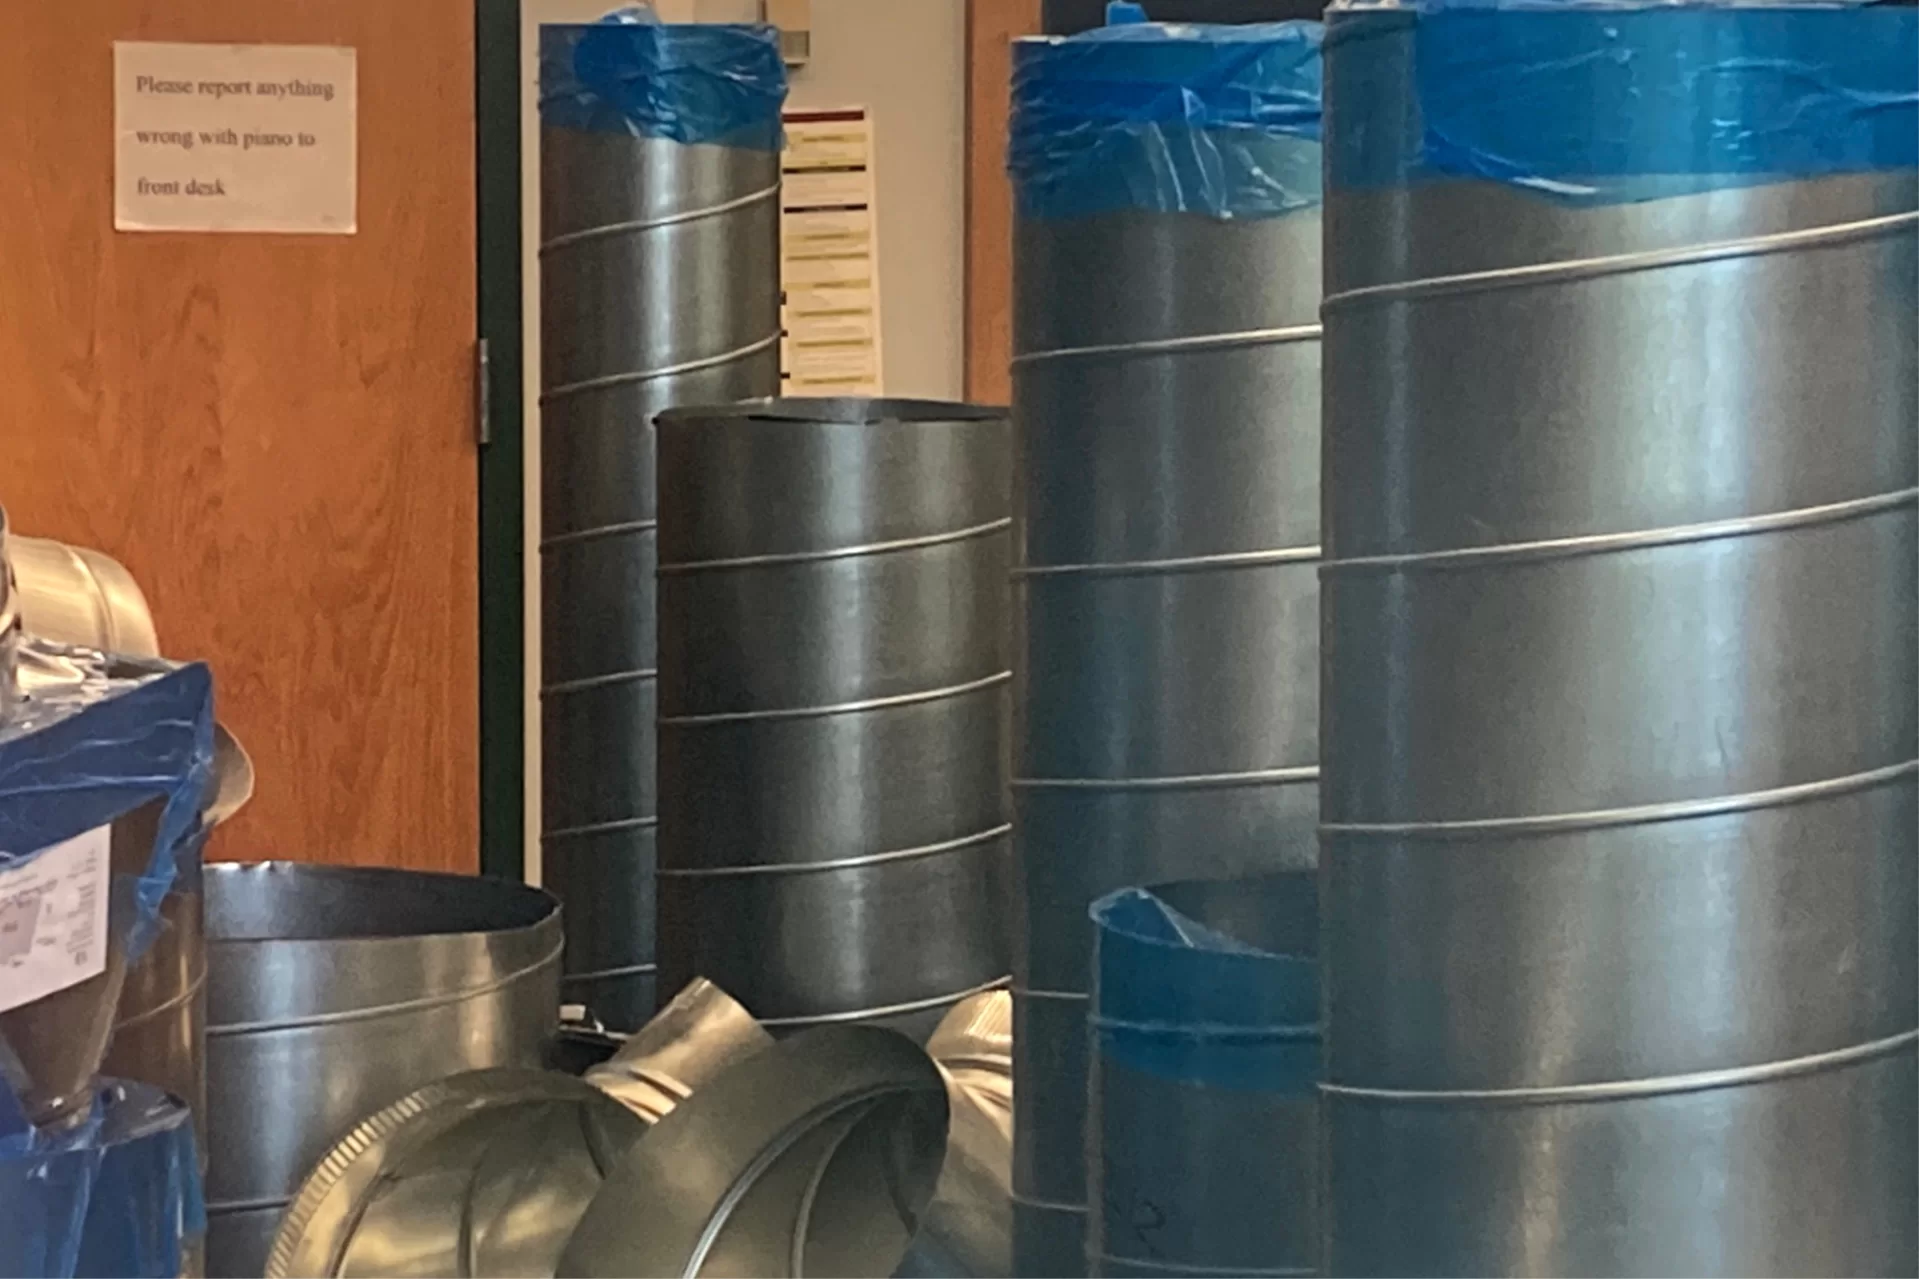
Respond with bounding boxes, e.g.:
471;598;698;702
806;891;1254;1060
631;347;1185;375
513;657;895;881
1321;758;1918;840
1321;487;1917;577
1015;765;1318;793
540;330;782;403
1321;1028;1919;1108
658;517;1011;574
564;961;659;981
1017;544;1320;579
543;816;660;842
539;181;781;253
659;823;1010;879
659;669;1011;726
540;519;658;551
541;668;658;697
1013;321;1323;367
209;939;567;1037
1322;209;1919;313
755;977;1009;1027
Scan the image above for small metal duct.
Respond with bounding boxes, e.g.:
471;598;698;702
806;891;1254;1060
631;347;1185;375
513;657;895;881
538;22;785;1029
0;507;19;719
1089;873;1318;1279
1007;25;1324;1273
654;398;1013;1039
1320;5;1919;1274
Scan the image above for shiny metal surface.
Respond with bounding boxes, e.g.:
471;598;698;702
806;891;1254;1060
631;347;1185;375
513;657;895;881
560;1024;951;1278
7;530;256;1153
0;801;160;1133
1011;204;1323;1272
1319;91;1919;1272
655;399;1012;1032
265;1069;648;1279
204;863;562;1279
7;532;163;657
585;977;773;1122
1089;874;1317;1279
540;125;782;1029
899;991;1015;1279
1327;1036;1918;1278
265;979;769;1279
0;507;23;721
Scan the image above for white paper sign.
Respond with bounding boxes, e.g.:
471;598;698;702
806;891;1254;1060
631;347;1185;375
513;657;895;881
0;826;111;1014
114;42;357;234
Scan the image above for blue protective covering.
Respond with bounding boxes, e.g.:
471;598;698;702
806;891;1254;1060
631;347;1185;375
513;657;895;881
1090;885;1318;1092
1325;0;1919;204
539;10;787;150
0;643;215;962
1009;19;1325;220
0;1080;204;1279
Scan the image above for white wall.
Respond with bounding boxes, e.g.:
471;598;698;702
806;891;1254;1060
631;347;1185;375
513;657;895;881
518;0;968;879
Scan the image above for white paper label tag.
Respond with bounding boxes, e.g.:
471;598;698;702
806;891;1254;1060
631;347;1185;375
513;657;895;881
0;826;112;1014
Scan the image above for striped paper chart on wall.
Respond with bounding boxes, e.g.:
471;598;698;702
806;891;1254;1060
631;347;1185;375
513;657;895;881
780;106;884;397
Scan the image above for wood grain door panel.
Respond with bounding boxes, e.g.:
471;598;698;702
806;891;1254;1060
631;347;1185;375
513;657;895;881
965;0;1041;407
0;0;479;872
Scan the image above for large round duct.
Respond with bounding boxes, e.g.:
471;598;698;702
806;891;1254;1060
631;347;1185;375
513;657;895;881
654;397;1013;1039
1319;5;1919;1273
1006;22;1325;1274
537;20;787;1029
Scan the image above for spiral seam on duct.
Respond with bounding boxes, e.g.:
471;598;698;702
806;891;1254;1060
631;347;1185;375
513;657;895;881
655;401;1013;1033
1319;48;1918;1268
1011;205;1326;1270
539;122;784;1030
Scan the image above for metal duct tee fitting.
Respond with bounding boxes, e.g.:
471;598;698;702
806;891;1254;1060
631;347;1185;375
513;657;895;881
1006;20;1325;1275
654;398;1014;1039
1320;4;1919;1273
537;20;788;1030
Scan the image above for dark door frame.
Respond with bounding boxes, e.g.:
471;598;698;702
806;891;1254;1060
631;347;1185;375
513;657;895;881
476;0;525;880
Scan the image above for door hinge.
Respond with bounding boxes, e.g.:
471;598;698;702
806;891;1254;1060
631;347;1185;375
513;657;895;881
475;337;493;448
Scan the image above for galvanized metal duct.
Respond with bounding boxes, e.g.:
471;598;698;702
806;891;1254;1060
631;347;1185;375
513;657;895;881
0;506;18;720
1089;873;1319;1279
537;21;785;1030
654;398;1012;1040
1320;5;1919;1273
1007;24;1325;1273
203;863;562;1278
7;532;255;1158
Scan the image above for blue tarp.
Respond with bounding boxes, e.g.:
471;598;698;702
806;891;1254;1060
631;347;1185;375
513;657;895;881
1091;882;1318;1092
1324;0;1919;204
540;12;787;150
1010;19;1325;220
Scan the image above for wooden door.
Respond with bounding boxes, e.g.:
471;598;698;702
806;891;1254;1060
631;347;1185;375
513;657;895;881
966;0;1042;406
0;0;480;872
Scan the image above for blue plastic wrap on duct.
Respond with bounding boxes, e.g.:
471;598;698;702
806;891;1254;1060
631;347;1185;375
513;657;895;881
1324;0;1919;204
0;643;214;964
0;1079;204;1279
539;11;787;150
1009;19;1324;220
1090;885;1318;1092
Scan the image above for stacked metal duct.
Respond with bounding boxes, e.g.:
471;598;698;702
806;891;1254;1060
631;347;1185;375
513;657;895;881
537;19;787;1029
1320;4;1919;1273
654;398;1012;1040
1006;21;1325;1274
203;863;562;1278
1089;873;1318;1278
